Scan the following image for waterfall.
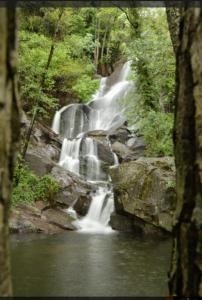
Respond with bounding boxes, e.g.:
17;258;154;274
52;61;132;233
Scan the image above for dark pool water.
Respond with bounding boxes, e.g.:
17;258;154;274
10;232;172;297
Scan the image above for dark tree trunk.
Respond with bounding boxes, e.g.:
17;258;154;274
169;7;202;297
0;7;20;296
165;7;183;55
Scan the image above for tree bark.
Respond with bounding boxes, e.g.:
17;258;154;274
165;6;183;55
169;7;202;297
0;7;20;296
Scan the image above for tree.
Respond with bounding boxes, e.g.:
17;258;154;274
165;7;183;55
21;8;64;158
168;7;202;296
0;6;20;296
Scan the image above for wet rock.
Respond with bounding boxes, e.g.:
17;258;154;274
111;141;132;161
60;104;91;138
108;125;131;144
42;208;76;230
109;157;176;234
74;196;92;216
97;140;115;166
87;130;108;145
79;156;108;181
110;212;134;232
51;165;95;212
79;136;115;179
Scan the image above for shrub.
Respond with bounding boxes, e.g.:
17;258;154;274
72;75;99;103
138;111;174;157
12;162;59;207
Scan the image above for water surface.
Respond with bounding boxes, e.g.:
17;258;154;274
11;232;172;297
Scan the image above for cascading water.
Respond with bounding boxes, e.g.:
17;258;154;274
52;61;133;233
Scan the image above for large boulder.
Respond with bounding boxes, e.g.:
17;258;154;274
51;165;95;214
25;148;55;176
9;203;76;234
109;157;176;234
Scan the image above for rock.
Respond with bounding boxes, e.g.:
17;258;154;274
111;137;145;163
9;204;67;234
74;196;92;216
108;125;131;144
97;140;115;165
111;141;133;162
110;212;134;232
87;130;108;146
79;157;108;181
126;136;146;152
51;165;95;214
42;208;76;230
109;157;176;234
25;148;56;176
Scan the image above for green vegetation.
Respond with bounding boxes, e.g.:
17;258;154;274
121;8;175;156
12;162;59;207
139;111;174;156
72;75;99;103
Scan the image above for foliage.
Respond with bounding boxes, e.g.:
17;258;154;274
18;8;98;119
18;30;58;118
72;75;99;102
138;111;174;156
125;8;175;113
12;162;59;207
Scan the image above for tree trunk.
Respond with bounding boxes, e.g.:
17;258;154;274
165;7;183;55
94;16;100;72
0;7;20;296
169;7;202;297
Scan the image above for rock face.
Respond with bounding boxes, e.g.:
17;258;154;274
109;157;176;235
9;203;76;234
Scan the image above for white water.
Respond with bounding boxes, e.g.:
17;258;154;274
52;61;132;233
76;185;114;233
59;138;82;175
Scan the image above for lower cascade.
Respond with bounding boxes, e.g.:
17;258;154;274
52;61;133;233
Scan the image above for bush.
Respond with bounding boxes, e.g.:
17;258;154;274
12;162;59;207
139;111;174;157
72;75;99;103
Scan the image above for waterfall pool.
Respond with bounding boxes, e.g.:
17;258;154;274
11;232;172;297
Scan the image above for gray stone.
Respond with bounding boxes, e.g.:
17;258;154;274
25;149;54;176
108;125;131;144
111;141;132;161
109;157;176;233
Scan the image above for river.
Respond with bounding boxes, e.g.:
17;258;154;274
11;232;171;297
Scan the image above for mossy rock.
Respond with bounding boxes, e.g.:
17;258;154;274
109;157;176;233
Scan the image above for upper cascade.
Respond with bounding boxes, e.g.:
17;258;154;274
52;60;133;139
